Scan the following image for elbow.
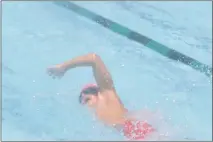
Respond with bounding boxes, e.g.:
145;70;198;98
90;53;101;61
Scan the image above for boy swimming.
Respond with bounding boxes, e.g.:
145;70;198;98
47;53;156;140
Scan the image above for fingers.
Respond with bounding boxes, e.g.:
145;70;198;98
47;68;56;78
47;69;53;77
47;67;53;75
47;71;52;76
47;71;63;79
46;66;64;79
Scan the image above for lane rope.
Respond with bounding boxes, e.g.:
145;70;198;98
54;2;212;78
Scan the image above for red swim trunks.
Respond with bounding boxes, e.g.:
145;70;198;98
122;120;155;140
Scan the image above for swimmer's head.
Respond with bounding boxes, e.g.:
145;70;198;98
79;84;99;106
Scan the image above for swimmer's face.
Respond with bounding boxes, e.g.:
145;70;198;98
80;86;99;106
82;94;98;107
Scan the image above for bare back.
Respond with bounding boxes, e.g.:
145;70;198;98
94;90;127;125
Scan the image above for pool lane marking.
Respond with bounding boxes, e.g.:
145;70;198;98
54;1;212;78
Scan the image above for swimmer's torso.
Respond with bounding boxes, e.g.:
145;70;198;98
94;90;127;125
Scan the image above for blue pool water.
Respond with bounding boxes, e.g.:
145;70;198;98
2;1;212;141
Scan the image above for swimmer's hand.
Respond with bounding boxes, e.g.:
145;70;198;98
47;65;66;79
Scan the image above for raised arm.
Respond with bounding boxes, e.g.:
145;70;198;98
47;53;114;91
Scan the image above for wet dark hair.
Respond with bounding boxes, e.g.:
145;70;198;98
79;86;99;104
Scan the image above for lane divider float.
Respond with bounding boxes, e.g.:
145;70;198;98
54;1;212;78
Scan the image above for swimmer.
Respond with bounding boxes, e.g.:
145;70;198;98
47;53;156;140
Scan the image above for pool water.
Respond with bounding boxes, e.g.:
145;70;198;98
2;1;212;141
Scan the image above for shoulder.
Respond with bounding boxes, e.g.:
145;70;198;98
100;89;124;104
